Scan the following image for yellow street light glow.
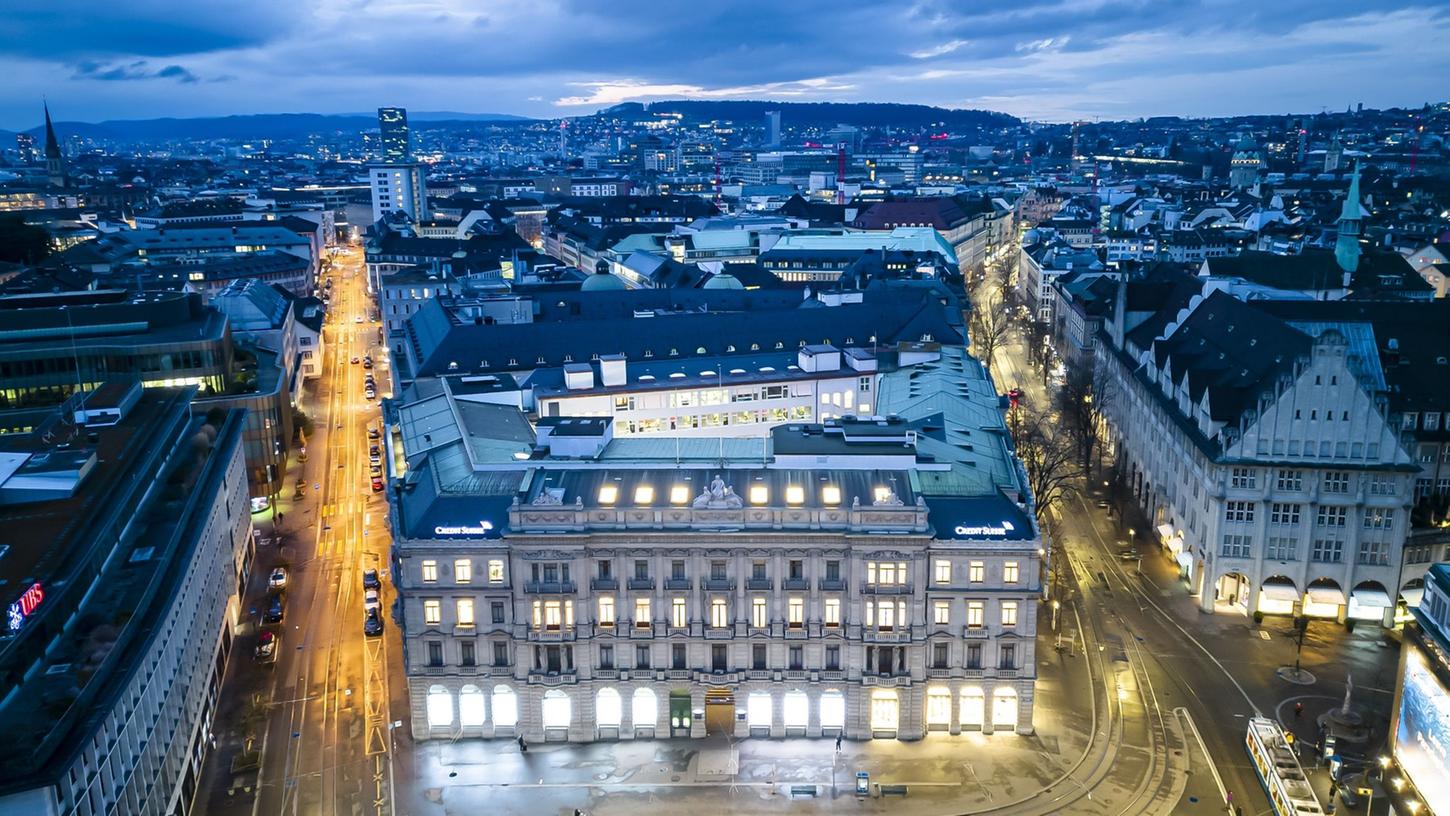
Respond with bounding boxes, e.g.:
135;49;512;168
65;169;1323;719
670;485;690;505
822;485;841;505
785;485;804;505
634;485;654;505
598;484;618;504
749;485;769;505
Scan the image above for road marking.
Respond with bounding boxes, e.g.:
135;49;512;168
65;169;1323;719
1176;707;1227;802
1258;630;1271;640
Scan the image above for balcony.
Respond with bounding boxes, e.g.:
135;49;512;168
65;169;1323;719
997;668;1019;678
702;578;735;592
863;627;912;643
963;668;984;678
819;669;845;681
818;578;846;592
523;581;577;594
590;577;619;592
745;669;773;680
704;626;734;640
746;578;773;591
963;626;989;639
594;668;618;679
627;578;655;591
666;669;692;680
926;667;954;679
629;623;655;638
784;625;808;640
783;669;809;681
782;578;810;591
664;578;692;591
526;627;576;642
861;582;915;595
526;670;578;686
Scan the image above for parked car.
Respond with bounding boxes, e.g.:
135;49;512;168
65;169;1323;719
363;569;381;590
370;464;382;476
264;595;285;623
369;454;382;466
368;426;380;439
364;608;384;637
364;588;381;611
371;476;384;491
364;387;376;400
254;630;278;663
351;356;360;364
354;315;363;323
269;567;287;590
369;445;381;457
362;357;373;369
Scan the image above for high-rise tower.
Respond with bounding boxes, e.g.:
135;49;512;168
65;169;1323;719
378;107;410;161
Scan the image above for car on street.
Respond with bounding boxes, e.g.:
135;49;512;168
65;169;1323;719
369;453;382;465
362;356;373;369
354;315;363;323
364;387;376;400
1096;500;1110;509
364;608;384;637
371;475;384;491
264;595;285;623
369;445;381;457
368;426;380;439
269;567;287;589
254;630;278;663
363;569;381;590
351;356;360;364
364;588;381;611
370;464;382;476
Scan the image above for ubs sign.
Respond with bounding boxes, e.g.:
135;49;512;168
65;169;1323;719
7;582;43;632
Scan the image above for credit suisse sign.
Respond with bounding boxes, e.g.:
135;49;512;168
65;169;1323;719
434;521;494;537
7;582;43;632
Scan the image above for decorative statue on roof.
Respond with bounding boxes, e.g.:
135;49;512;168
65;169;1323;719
693;474;743;509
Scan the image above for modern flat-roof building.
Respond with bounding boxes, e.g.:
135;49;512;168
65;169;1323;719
0;384;252;815
387;345;1042;743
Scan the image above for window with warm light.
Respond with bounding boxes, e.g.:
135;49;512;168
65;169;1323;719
634;597;651;627
967;601;984;628
934;560;951;584
873;486;893;503
598;597;615;626
710;598;728;628
968;561;984;583
788;597;804;627
423;599;441;625
821;485;841;505
421;560;438;583
1001;601;1018;627
785;485;804;505
824;598;840;626
933;601;950;624
487;559;504;583
671;597;687;628
456;599;474;626
752;597;767;628
634;485;654;504
1003;561;1019;584
454;559;472;584
670;485;690;504
749;484;768;504
598;484;619;504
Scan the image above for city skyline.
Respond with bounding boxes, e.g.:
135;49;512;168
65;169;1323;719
3;0;1450;129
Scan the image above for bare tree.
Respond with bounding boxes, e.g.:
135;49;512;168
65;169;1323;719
1024;320;1056;388
1014;406;1085;523
969;291;1011;375
1057;359;1116;474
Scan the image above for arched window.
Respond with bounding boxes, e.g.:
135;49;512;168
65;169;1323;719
543;689;571;728
492;685;518;728
631;688;658;729
459;684;486;727
783;690;809;729
747;692;772;728
596;688;622;728
820;690;845;729
426;685;454;728
960;687;985;728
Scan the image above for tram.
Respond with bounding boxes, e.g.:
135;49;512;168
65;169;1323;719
1245;717;1325;816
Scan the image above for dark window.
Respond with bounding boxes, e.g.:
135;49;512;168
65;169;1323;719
712;644;727;672
825;560;841;581
752;561;767;580
599;560;613;579
635;645;651;669
789;646;803;670
932;642;948;669
460;642;475;667
491;602;505;624
493;642;509;666
966;643;981;669
825;646;840;670
671;560;686;580
634;560;649;580
427;641;443;667
600;645;614;669
752;643;767;670
788;560;804;580
710;560;727;580
672;643;687;669
1000;644;1016;670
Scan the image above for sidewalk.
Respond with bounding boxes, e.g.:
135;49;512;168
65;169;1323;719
400;624;1097;816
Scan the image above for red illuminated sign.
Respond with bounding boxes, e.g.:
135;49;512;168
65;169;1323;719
7;582;43;631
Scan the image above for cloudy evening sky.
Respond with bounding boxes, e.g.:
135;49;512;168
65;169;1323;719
2;0;1448;129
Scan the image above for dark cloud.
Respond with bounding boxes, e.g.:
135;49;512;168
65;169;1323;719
72;60;200;83
0;0;300;59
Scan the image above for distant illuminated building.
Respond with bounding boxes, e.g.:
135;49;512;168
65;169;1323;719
14;132;35;163
369;163;428;225
378;106;410;162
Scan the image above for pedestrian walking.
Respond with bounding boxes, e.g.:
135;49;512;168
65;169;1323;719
517;734;528;753
835;733;843;752
1225;790;1233;810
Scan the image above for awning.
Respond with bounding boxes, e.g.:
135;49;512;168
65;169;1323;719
1351;587;1393;609
1175;550;1193;570
1306;585;1346;606
1401;588;1425;608
1260;583;1300;603
1156;524;1175;543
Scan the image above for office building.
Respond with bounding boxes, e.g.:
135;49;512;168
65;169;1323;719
0;384;252;815
764;110;781;148
379;106;410;162
370;164;429;226
388;345;1041;743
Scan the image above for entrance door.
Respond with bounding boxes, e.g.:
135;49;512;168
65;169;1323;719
704;689;735;735
669;691;692;737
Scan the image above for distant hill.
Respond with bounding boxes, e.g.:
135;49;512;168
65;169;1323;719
602;100;1019;130
20;111;531;143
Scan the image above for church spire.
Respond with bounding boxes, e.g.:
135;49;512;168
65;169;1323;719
1334;162;1363;276
43;102;66;189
